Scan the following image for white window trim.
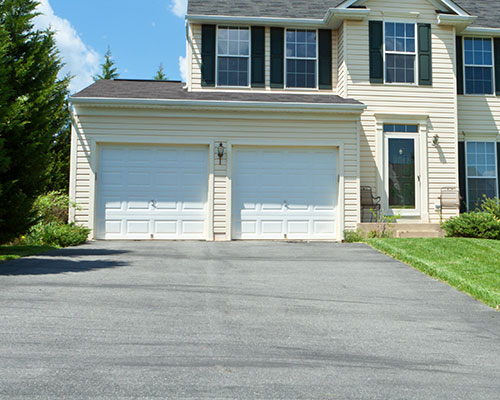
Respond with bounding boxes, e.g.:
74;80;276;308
384;131;421;216
383;21;418;86
465;140;499;210
462;37;496;96
375;114;429;222
215;25;251;89
284;28;319;90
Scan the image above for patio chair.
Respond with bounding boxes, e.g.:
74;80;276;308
361;186;381;222
439;188;461;220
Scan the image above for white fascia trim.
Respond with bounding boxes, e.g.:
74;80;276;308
439;0;470;17
437;14;477;26
463;27;500;37
186;8;370;27
69;96;366;114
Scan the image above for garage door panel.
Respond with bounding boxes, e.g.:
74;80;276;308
126;199;151;210
182;220;205;234
102;198;122;210
261;220;284;234
97;145;208;240
153;220;177;234
154;201;177;210
105;220;122;234
287;220;309;234
239;220;257;234
233;147;338;240
313;220;336;234
261;201;284;211
127;220;150;234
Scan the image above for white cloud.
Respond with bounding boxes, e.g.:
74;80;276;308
170;0;187;18
34;0;100;93
179;56;187;82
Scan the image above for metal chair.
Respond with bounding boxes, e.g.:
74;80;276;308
361;186;381;222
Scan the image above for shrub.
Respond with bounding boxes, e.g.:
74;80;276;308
344;230;364;243
24;222;90;247
32;191;74;224
366;210;399;238
479;197;500;220
441;212;500;240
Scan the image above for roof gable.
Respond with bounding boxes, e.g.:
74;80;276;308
187;0;500;29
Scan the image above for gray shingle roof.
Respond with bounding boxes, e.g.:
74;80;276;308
187;0;500;29
454;0;500;29
71;80;363;106
187;0;346;20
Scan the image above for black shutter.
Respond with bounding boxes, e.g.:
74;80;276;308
497;143;500;197
456;36;464;95
369;21;384;83
270;27;284;88
201;25;216;87
251;27;265;88
318;29;332;90
458;142;467;213
418;23;432;86
494;39;500;95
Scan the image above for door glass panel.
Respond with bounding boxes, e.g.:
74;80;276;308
388;138;415;209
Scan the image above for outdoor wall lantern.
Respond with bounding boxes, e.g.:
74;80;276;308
217;142;225;165
432;134;439;147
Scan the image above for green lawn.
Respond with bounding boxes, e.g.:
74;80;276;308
367;238;500;309
0;245;57;263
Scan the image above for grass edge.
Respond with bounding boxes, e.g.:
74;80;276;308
365;239;500;309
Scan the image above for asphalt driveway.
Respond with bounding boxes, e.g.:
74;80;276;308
0;241;499;399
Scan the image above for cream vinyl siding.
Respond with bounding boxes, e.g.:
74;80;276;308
190;23;202;89
341;0;459;222
189;23;337;93
71;105;360;240
458;96;500;141
337;23;347;98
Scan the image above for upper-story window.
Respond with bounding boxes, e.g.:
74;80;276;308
286;29;317;88
217;26;250;87
464;38;494;95
385;22;416;84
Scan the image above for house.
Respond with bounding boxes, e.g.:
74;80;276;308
69;0;500;241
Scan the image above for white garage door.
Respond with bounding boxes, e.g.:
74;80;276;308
232;147;338;240
97;145;208;240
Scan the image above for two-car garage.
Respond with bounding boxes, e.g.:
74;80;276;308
70;80;364;241
96;144;339;241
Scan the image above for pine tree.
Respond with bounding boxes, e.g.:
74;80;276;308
153;63;167;80
0;0;70;243
45;104;71;193
93;46;119;81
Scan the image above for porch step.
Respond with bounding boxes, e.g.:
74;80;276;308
358;223;445;238
396;230;444;238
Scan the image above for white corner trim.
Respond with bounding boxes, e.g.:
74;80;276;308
69;96;367;114
68;123;77;224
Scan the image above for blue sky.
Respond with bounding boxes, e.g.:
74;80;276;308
34;0;188;93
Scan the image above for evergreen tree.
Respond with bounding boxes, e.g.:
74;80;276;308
93;46;119;81
45;104;71;193
153;63;167;80
0;0;70;243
